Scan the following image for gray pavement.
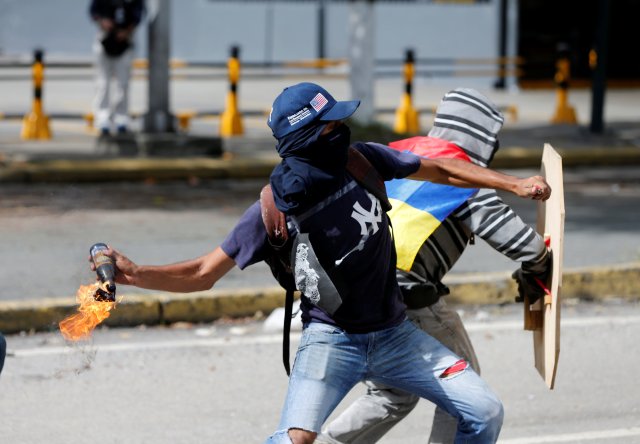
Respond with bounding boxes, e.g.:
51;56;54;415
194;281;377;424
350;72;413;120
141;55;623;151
2;299;640;443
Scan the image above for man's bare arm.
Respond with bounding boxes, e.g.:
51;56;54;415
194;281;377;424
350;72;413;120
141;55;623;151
92;246;236;293
408;157;551;201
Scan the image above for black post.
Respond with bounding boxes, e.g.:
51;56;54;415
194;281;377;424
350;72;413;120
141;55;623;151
405;49;414;98
33;49;44;101
494;0;507;89
590;0;611;134
230;45;240;96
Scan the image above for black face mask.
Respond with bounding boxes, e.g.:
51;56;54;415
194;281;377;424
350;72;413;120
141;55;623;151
314;123;351;167
320;123;350;149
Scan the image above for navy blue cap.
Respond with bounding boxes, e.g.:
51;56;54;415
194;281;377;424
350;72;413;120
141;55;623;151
267;82;360;139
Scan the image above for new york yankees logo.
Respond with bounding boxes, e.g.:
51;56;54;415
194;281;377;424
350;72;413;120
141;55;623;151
351;191;382;235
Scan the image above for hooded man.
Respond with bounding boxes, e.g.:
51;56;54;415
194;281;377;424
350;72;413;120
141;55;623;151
319;88;552;444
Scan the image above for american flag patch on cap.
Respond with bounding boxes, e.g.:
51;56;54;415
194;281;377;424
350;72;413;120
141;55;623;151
310;93;328;112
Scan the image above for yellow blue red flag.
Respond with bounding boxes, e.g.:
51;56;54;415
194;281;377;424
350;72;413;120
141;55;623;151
387;136;478;271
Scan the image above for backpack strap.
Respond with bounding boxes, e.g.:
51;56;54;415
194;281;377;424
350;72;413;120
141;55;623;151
281;287;295;376
347;144;392;212
260;184;295;376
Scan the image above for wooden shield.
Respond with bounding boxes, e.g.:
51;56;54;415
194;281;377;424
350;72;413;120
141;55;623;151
523;144;565;389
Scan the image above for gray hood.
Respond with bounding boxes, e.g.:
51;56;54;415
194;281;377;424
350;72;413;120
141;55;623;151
428;88;504;167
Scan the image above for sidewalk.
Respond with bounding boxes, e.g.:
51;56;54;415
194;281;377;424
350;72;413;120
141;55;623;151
1;83;640;334
2;79;640;181
2;116;640;183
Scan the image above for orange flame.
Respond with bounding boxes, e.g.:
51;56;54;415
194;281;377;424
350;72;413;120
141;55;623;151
59;283;116;341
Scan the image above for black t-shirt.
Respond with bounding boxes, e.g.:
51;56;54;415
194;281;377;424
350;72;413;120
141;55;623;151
90;0;144;28
221;142;420;332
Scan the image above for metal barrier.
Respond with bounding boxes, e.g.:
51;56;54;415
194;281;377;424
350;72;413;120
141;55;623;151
376;55;524;80
2;46;525;137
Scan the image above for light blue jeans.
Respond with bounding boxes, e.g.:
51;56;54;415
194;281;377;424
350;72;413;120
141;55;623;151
321;299;483;444
264;319;503;443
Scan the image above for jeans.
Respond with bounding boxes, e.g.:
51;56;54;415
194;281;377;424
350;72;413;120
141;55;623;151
321;299;482;444
264;318;502;443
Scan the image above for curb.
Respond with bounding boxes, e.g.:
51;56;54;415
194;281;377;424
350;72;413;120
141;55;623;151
0;155;280;183
490;146;640;169
1;263;639;335
1;145;639;183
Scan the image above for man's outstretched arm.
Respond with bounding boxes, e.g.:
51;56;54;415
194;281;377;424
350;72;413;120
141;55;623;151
409;157;551;201
91;246;236;293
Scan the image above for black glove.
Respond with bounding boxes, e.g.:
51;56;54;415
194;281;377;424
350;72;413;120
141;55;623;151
512;268;547;305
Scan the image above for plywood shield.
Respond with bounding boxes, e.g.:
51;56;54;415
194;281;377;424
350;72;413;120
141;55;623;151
524;143;565;389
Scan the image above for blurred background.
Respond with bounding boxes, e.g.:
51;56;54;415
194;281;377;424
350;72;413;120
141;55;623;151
1;0;638;84
0;0;637;138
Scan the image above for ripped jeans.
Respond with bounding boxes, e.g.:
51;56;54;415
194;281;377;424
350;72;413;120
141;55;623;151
264;318;503;443
320;298;482;444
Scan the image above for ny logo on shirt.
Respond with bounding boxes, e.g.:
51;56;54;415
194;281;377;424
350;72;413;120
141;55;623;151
351;192;382;235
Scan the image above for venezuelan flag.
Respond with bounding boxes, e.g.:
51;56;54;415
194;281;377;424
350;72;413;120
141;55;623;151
387;137;478;271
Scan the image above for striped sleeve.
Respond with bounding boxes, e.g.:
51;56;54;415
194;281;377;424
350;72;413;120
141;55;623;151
453;189;549;274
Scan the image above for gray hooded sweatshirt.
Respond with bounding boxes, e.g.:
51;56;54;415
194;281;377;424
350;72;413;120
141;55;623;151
397;88;550;307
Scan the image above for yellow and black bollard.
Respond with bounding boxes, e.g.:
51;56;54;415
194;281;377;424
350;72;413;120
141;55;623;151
220;45;244;137
21;49;52;140
394;49;419;134
550;43;577;124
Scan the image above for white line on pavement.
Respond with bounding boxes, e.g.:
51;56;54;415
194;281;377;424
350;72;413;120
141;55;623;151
500;426;640;443
12;333;290;357
10;314;640;358
466;314;640;332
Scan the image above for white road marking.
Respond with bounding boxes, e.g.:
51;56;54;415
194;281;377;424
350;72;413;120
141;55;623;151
500;426;640;443
10;314;640;358
466;314;640;332
11;333;290;357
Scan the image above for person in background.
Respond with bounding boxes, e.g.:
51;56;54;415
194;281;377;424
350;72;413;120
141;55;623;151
89;0;144;136
318;88;551;444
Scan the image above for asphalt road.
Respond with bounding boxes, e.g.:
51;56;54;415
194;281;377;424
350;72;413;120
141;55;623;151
2;299;640;443
0;166;638;301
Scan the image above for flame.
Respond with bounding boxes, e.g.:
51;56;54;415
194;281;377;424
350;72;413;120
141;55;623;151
59;283;116;341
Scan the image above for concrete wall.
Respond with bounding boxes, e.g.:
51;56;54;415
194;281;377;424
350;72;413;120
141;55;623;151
0;0;500;63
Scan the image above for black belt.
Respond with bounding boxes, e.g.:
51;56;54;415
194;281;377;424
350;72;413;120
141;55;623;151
401;281;450;310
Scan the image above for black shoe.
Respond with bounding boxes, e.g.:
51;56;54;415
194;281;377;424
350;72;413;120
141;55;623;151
100;127;110;137
116;125;128;135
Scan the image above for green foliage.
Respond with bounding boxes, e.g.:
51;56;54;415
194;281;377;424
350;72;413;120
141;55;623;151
346;119;404;145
